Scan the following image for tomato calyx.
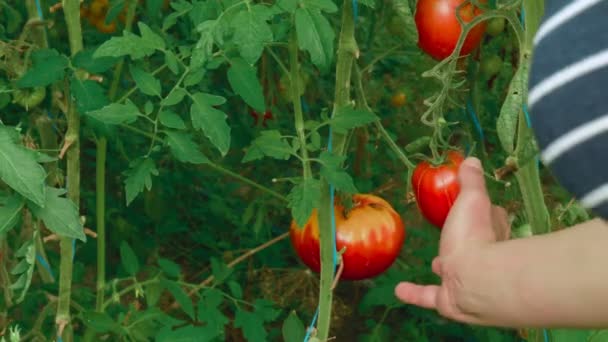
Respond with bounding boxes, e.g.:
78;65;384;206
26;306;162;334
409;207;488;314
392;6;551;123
249;109;274;127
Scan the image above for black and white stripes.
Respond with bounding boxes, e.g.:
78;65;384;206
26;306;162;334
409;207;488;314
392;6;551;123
527;0;608;219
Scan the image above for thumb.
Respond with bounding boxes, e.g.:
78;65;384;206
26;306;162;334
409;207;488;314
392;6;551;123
440;157;495;255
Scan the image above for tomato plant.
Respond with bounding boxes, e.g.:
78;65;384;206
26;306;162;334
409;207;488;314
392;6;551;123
487;17;506;37
414;0;487;60
290;194;406;280
412;151;464;229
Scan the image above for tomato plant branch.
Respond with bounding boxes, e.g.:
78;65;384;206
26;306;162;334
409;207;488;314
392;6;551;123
353;65;415;170
316;0;358;339
57;1;84;340
265;46;290;78
206;163;288;203
181;232;290;300
288;30;312;179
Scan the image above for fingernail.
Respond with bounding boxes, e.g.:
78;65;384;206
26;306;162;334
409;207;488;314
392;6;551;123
464;157;482;171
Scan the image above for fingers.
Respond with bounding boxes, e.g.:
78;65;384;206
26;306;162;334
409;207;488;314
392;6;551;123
431;257;442;276
394;282;440;310
457;157;489;198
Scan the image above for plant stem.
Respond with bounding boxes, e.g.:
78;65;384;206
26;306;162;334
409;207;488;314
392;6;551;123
57;1;84;340
206;163;287;203
316;0;357;339
288;30;312;179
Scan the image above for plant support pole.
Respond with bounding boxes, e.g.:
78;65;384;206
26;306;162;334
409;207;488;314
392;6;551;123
56;0;84;340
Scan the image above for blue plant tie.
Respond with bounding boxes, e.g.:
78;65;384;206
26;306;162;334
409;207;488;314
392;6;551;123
466;99;485;142
352;0;358;22
36;253;55;280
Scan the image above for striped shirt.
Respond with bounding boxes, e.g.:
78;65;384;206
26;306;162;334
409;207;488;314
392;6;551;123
528;0;608;219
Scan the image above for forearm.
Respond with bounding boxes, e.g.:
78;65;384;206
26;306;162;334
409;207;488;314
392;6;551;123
454;218;608;328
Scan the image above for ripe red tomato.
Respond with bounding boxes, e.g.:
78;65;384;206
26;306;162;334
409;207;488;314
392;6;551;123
415;0;487;60
290;194;406;280
412;151;464;229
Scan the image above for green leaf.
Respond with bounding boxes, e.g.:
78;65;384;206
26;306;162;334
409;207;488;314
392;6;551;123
288;178;321;228
242;130;292;162
227;58;265;112
282;311;306;342
210;257;233;285
0;129;46;207
235;308;268;342
191;20;217;69
231;6;274;64
0;195;25;235
130;65;162;97
319;151;357;193
190;92;231;156
330;107;378;133
72;49;117;73
123;157;159;205
28;187;85;241
161;88;187;107
70;78;109;114
253;299;281;321
275;0;297;13
198;288;229;339
164;279;195;320
156;325;218;342
120;241;140;276
162;0;193;31
497;64;527;154
159;110;186;129
158;258;181;278
16;49;69;88
94;31;159;60
164;131;210;164
165;50;180;74
86;100;140;125
228;280;243;299
138;22;165;51
82;311;125;334
295;8;335;69
303;0;338;13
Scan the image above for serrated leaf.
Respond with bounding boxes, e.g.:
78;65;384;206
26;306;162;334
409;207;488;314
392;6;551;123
86;100;140;125
0;130;46;207
158;258;181;278
319;151;357;193
253;299;281;322
159;110;186;129
235;308;268;342
164;279;195;320
161;88;187;106
191;20;217;69
231;6;273;64
228;280;243;299
165;50;180;74
282;311;306;342
198;288;229;338
190;92;231;155
227;58;265;112
138;22;165;51
242;130;292;162
210;257;232;285
123;157;159;205
0;195;25;235
275;0;297;13
295;8;335;69
28;187;85;241
330;107;378;133
164;131;210;164
70;78;109;114
130;66;162;97
497;64;527;154
120;241;140;276
156;325;217;342
162;0;193;31
82;311;126;334
94;31;158;60
288;178;321;228
16;49;69;88
72;49;117;73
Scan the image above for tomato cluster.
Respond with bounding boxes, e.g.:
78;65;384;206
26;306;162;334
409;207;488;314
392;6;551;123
414;0;487;60
290;194;406;280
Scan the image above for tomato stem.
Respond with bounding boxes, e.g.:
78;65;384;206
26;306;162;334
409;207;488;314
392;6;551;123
56;1;84;340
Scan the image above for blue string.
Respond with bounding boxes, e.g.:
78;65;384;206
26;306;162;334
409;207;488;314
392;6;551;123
352;0;358;22
36;254;55;280
35;0;44;19
466;99;485;142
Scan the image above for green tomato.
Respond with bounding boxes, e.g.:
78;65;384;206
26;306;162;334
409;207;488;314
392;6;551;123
12;87;46;110
480;54;503;78
487;18;505;37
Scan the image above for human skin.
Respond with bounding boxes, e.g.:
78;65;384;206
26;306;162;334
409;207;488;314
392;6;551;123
395;157;608;328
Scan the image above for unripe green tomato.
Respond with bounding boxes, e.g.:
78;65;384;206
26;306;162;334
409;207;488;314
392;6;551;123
12;87;46;110
480;54;503;78
487;18;505;37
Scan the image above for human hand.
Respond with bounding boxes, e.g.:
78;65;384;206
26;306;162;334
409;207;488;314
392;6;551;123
395;157;510;323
